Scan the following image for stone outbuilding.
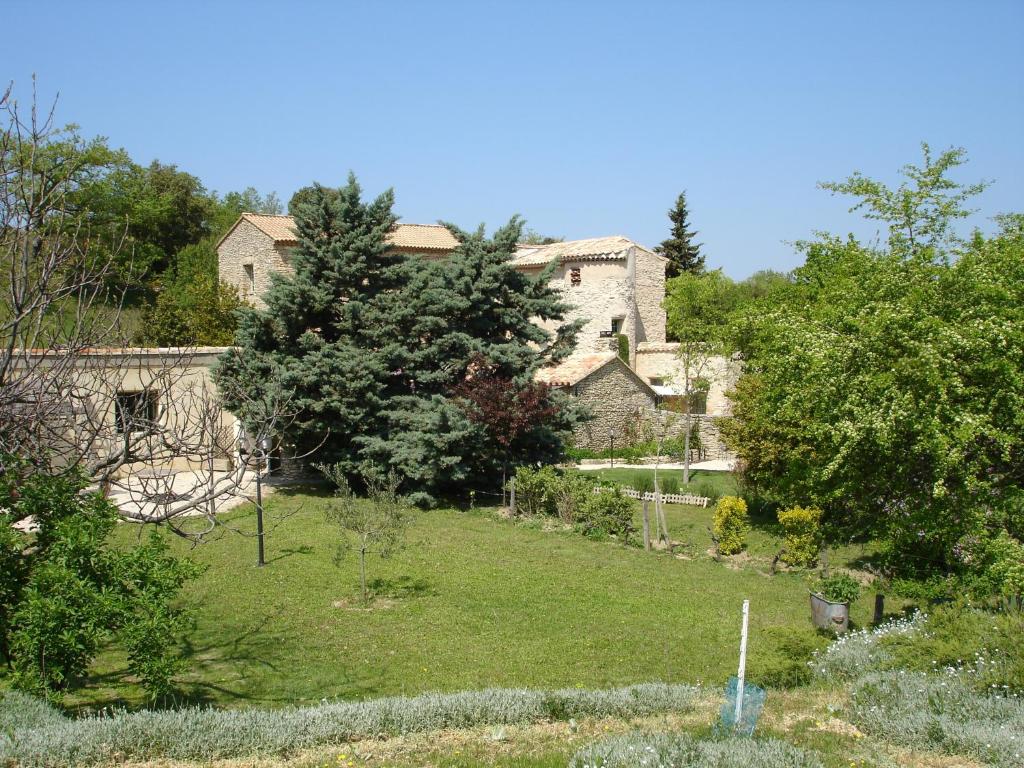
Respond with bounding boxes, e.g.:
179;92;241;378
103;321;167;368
535;352;657;452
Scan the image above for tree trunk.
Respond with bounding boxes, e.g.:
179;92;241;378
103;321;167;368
657;496;670;547
360;548;367;604
642;499;651;551
683;411;692;485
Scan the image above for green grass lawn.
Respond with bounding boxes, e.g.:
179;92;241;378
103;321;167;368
60;483;883;713
577;467;739;497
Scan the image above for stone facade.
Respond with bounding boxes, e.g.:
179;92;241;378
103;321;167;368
568;357;657;451
217;218;294;309
634;343;740;417
511;243;666;362
632;248;668;353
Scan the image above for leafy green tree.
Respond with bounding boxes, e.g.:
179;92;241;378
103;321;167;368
211;187;282;235
723;147;1023;584
819;142;988;257
0;459;199;700
656;191;705;277
139;242;244;346
663;269;733;482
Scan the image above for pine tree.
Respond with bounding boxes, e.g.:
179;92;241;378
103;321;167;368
360;216;583;503
656;191;705;277
215;174;400;471
217;180;583;504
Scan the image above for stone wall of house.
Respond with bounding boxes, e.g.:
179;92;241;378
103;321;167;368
551;260;636;356
217;220;294;309
635;344;740;417
571;360;656;450
654;412;732;461
633;247;667;345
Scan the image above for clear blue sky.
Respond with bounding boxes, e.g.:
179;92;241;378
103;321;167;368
7;1;1022;278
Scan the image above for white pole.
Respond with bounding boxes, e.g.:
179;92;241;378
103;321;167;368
733;599;750;728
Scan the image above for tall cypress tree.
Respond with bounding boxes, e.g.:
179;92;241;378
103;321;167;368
656;191;705;277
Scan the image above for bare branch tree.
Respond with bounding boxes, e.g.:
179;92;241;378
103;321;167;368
0;81;302;532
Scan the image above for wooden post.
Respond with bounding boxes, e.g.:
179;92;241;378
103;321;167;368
509;476;516;515
642;499;651;551
873;593;885;625
734;599;750;728
656;491;670;547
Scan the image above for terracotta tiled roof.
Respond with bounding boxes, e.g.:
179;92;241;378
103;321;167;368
240;213;300;244
387;222;460;251
228;214;459;252
535;352;618;387
512;236;658;268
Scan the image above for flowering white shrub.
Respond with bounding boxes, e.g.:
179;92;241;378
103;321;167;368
569;733;823;768
809;613;925;682
0;683;699;767
849;671;1022;768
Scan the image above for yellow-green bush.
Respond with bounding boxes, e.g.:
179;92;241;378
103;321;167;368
777;506;823;567
712;495;748;555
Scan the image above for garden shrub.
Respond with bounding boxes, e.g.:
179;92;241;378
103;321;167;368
657;476;680;496
966;530;1024;608
776;506;822;567
577;489;636;540
630;472;655;494
513;466;560;517
0;690;65;735
810;613;924;683
814;573;860;604
553;472;594;523
712;496;748;555
565;441;661;463
693;479;721;504
0;462;199;702
849;671;1023;768
569;733;823;768
747;626;831;689
616;333;629;364
0;683;699;767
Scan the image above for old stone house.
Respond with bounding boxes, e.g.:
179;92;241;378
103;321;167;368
217;213;736;457
217;214;670;363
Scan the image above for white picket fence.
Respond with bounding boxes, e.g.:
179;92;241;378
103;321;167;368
594;485;710;508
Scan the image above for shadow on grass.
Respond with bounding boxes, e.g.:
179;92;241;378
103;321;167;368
367;575;436;600
267;544;314;564
70;606;317;713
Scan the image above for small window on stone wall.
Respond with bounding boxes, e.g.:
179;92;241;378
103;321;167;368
569;267;581;286
243;264;255;295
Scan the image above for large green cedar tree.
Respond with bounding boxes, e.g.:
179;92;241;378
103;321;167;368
216;176;581;503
